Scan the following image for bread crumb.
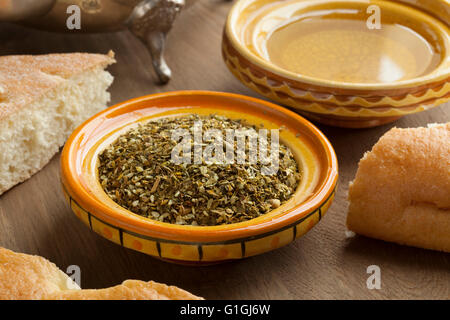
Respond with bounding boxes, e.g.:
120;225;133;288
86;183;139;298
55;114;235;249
345;230;356;239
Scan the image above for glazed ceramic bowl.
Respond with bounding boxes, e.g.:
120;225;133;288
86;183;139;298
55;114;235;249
60;91;338;264
222;0;450;128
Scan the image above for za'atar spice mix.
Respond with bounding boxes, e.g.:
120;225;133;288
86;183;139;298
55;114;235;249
98;114;300;226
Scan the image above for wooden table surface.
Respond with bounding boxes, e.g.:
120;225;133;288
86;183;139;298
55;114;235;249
0;0;449;300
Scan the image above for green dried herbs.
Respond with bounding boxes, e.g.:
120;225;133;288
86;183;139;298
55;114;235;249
98;114;301;226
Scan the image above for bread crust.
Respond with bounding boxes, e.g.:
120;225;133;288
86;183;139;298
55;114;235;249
0;247;202;300
0;51;115;121
0;247;78;300
48;280;203;300
347;123;450;252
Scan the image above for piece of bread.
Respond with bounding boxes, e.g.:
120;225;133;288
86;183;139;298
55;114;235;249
347;123;450;252
0;247;80;300
0;247;202;300
47;280;203;300
0;52;115;195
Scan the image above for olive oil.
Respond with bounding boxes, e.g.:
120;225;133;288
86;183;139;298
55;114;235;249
266;17;440;83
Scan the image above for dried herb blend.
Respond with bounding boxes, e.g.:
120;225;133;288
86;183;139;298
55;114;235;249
98;115;300;226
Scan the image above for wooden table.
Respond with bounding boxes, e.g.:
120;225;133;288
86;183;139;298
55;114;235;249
0;0;449;300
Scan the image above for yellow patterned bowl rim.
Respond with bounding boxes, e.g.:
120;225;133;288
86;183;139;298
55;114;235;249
221;47;450;117
225;0;450;91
